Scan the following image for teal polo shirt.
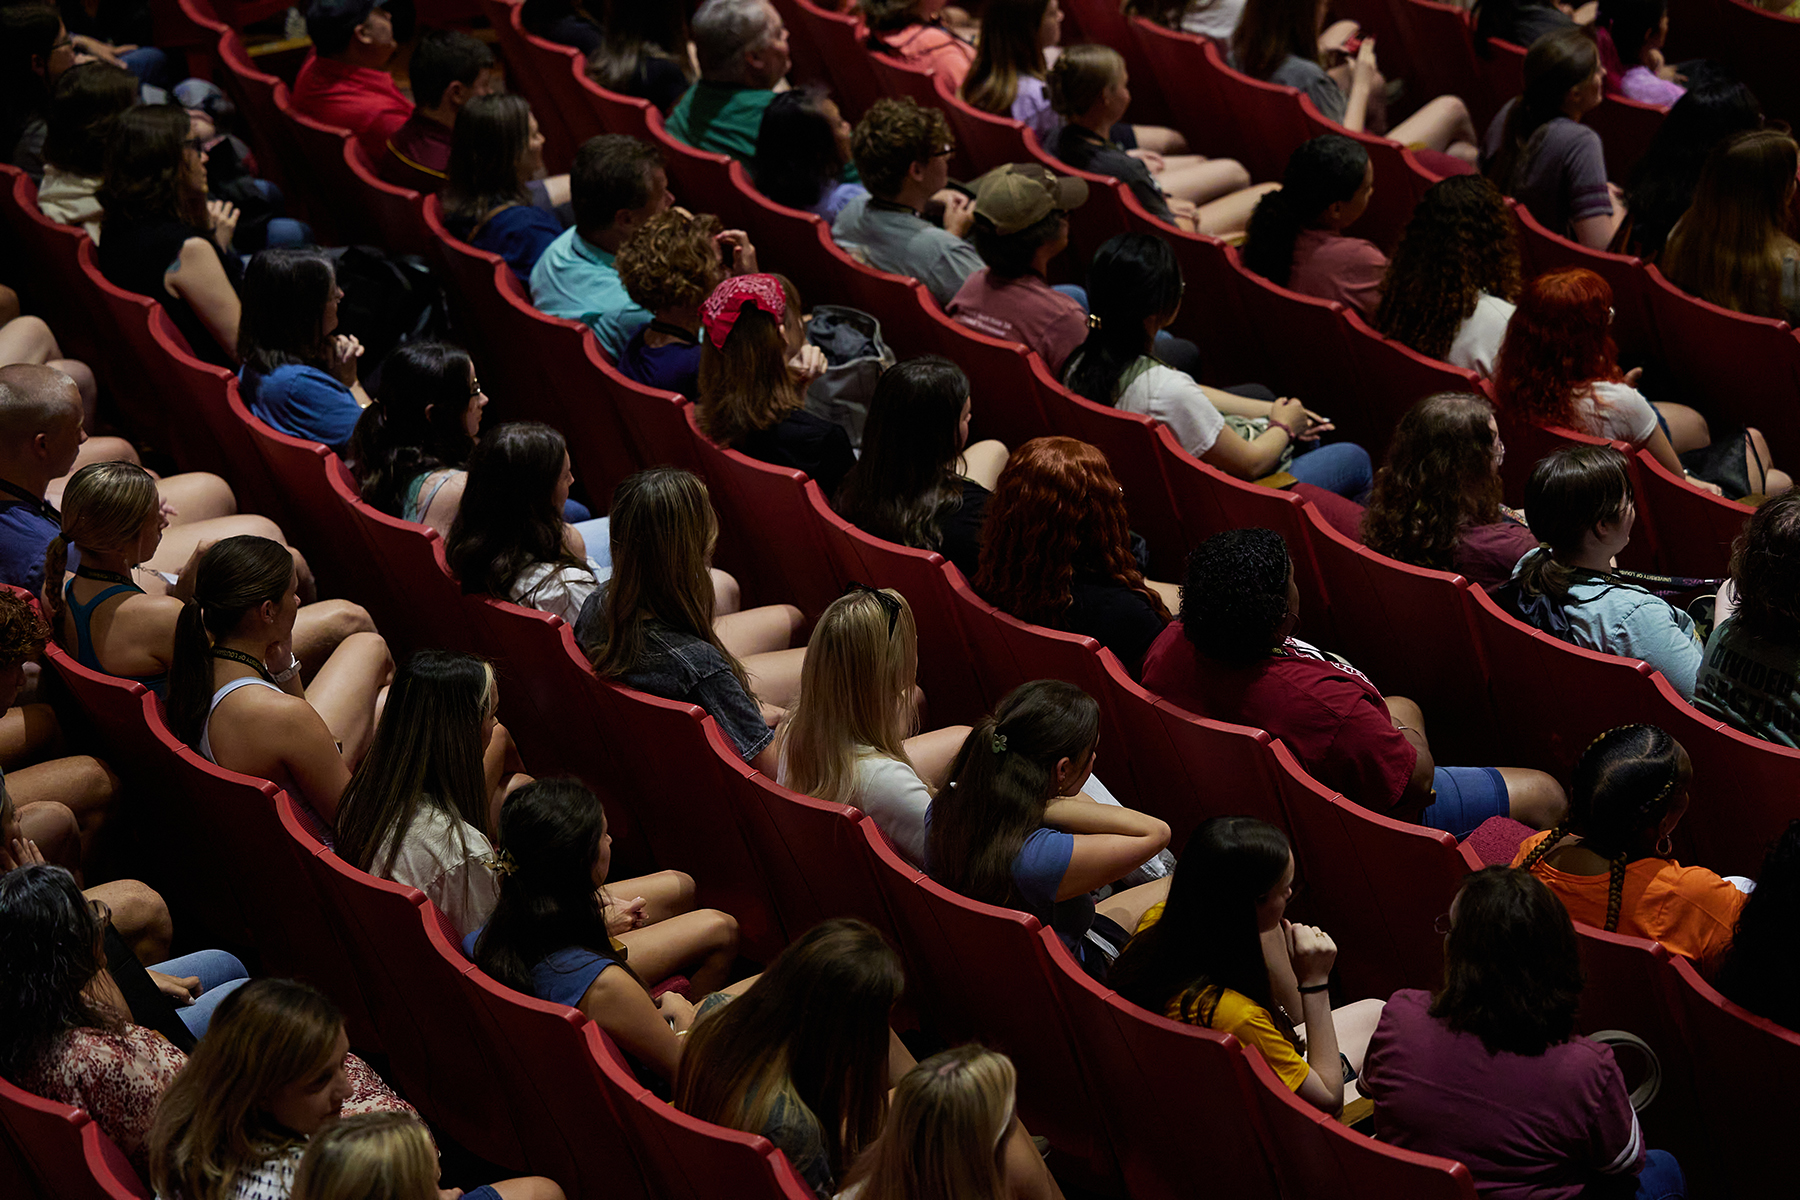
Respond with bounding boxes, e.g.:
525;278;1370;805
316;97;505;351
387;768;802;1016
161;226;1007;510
528;227;652;357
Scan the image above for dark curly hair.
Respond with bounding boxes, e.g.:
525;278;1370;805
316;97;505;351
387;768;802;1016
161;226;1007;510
851;98;953;199
1715;818;1800;1032
1374;176;1520;362
1361;393;1507;572
0;864;118;1079
1725;489;1800;644
0;588;49;671
614;209;725;314
1179;527;1291;666
1430;866;1583;1057
973;437;1168;629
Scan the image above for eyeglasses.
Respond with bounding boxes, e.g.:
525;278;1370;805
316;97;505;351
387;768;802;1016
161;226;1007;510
846;582;901;639
184;137;207;152
931;144;956;159
1433;913;1453;935
469;378;485;398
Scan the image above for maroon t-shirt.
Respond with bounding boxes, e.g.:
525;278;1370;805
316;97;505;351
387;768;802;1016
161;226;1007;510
379;111;450;194
1360;990;1646;1200
1140;625;1415;812
1454;519;1540;593
1288;228;1387;318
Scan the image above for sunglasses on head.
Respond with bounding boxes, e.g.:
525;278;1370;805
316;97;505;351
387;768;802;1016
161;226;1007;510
845;582;901;639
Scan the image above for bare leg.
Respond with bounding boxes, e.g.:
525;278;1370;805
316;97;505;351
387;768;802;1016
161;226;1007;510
87;878;173;963
902;725;972;789
1190;182;1282;238
1129;124;1188;155
291;601;378;678
1157;157;1253;207
1651;402;1710;454
1387;94;1480;162
0;286;20;325
606;868;697;925
716;603;803;659
48;438;141;505
488;1178;566;1200
1744;428;1789;495
1329;996;1386;1075
19;800;80;870
48;360;97;424
153;473;239;524
142;514;288;585
302;632;393;768
9;755;121;860
616;908;740;994
1097;875;1170;934
711;568;742;618
1497;767;1568;829
744;647;807;710
0;703;64;768
956;439;1010;493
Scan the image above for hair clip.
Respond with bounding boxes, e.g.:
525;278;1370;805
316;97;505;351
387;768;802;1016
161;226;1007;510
1086;313;1103;331
489;849;518;878
991;733;1008;755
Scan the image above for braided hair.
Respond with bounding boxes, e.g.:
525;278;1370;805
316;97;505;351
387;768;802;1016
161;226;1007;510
1517;725;1687;931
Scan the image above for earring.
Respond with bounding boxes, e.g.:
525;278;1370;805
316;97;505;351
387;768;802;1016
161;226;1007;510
1655;833;1673;857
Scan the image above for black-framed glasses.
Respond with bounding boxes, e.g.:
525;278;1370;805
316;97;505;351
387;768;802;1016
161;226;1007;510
469;378;485;398
931;144;956;159
846;582;901;639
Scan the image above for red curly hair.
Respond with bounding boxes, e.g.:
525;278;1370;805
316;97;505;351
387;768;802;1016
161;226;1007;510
1491;268;1625;432
973;437;1170;628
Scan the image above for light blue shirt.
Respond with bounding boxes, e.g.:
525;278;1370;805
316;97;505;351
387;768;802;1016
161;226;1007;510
832;192;984;307
1511;551;1705;701
528;227;652;357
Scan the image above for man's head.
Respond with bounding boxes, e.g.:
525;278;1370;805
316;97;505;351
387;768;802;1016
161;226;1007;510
971;163;1086;277
691;0;790;88
0;364;85;486
851;98;956;202
409;28;498;120
305;0;396;64
571;134;673;245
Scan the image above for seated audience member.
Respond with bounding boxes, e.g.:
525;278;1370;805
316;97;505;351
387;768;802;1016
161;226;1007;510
237;250;368;454
349;341;483;539
519;0;601;53
1231;0;1479;163
294;1112;563;1200
1;2;76;178
0;864;255;1178
1360;866;1686;1199
444;422;609;626
1066;234;1372;499
377;28;497;194
441;94;569;283
530;134;674;356
665;0;792;160
694;274;848;493
1373;175;1520;376
471;779;747;1084
864;0;974;87
55;0;168;86
778;588;972;865
976;437;1175;675
1111;817;1383;1114
1660;129;1800;325
1494;268;1789;498
927;680;1172;976
1696;491;1800;745
1145;528;1567;835
333;651;529;935
1716;818;1800;1032
97;105;242;367
947;164;1091;373
613;209;746;399
832;98;983;306
1483;28;1620;250
1514;724;1748;974
166;535;392;824
1618;78;1761;260
586;4;694;115
1049;44;1272;237
749;87;867;221
0;364;265;598
839;1045;1064;1200
1597;0;1683;106
36;60;136;242
1362;393;1537;592
0;310;96;428
1472;0;1582;49
835;356;1008;579
1126;0;1243;39
1242;134;1384;316
290;0;410;163
677;919;909;1197
579;467;805;773
149;978;417;1199
1504;446;1707;697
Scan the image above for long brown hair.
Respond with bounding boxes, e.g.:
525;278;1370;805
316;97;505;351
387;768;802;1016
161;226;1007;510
1361;393;1509;572
1231;0;1324;81
43;462;159;634
962;0;1052;115
1486;28;1599;199
1660;129;1800;319
165;536;295;748
1374;175;1521;361
696;276;804;447
98;104;208;230
973;437;1168;628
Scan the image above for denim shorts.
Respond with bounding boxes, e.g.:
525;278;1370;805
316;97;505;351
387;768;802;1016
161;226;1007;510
1423;766;1509;839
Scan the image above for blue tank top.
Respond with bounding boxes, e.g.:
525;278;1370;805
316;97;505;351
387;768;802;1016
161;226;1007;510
63;574;168;697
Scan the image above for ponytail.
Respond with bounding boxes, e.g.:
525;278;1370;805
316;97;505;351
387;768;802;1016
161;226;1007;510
1487;29;1600;196
41;461;161;638
166;598;215;747
1064;234;1184;405
164;536;295;748
42;535;71;631
1241;134;1370;288
1516;444;1633;604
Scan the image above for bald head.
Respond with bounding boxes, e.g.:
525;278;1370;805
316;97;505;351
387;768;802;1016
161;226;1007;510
0;364;82;442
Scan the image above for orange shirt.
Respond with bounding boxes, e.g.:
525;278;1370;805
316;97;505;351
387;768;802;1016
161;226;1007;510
1512;830;1749;972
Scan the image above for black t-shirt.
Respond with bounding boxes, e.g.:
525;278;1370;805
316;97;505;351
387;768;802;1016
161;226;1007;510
1063;576;1169;677
1053;126;1173;222
736;411;857;500
97;217;242;367
939;477;990;580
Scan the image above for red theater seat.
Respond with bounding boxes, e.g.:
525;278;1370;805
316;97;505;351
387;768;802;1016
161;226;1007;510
0;1076;150;1200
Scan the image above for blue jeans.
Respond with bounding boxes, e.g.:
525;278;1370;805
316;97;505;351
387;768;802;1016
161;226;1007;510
146;949;250;1038
1287;441;1373;500
120;46;174;89
1633;1150;1686;1200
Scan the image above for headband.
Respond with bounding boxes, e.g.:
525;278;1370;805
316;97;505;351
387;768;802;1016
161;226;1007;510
700;274;786;347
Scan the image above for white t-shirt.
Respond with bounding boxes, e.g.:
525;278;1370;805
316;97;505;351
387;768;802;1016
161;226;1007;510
852;751;934;867
1572;379;1659;448
1447;292;1514;378
1113;357;1228;457
376;805;500;937
511;562;600;627
1181;0;1248;39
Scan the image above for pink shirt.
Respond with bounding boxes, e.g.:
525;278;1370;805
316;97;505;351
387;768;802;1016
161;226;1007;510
290;54;413;163
880;23;975;90
1288;227;1387;318
947;269;1089;373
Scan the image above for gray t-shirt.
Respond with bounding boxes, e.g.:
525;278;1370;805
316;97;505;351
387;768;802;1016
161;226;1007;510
1695;616;1800;748
1482;105;1611;239
831;193;984;306
1267;54;1347;125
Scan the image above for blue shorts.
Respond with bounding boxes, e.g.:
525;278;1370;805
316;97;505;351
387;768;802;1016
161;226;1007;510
1424;767;1509;839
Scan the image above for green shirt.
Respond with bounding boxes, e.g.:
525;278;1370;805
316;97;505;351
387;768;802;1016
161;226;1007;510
1694;615;1800;748
665;81;776;162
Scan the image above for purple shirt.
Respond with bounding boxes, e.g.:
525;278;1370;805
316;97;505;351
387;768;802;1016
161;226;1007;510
1360;990;1645;1200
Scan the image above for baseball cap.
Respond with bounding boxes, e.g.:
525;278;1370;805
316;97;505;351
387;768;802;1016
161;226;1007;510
972;163;1089;236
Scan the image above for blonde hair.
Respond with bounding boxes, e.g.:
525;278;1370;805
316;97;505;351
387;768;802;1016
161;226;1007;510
779;589;920;807
291;1113;437;1200
43;461;159;631
1046;43;1124;118
838;1045;1017;1200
